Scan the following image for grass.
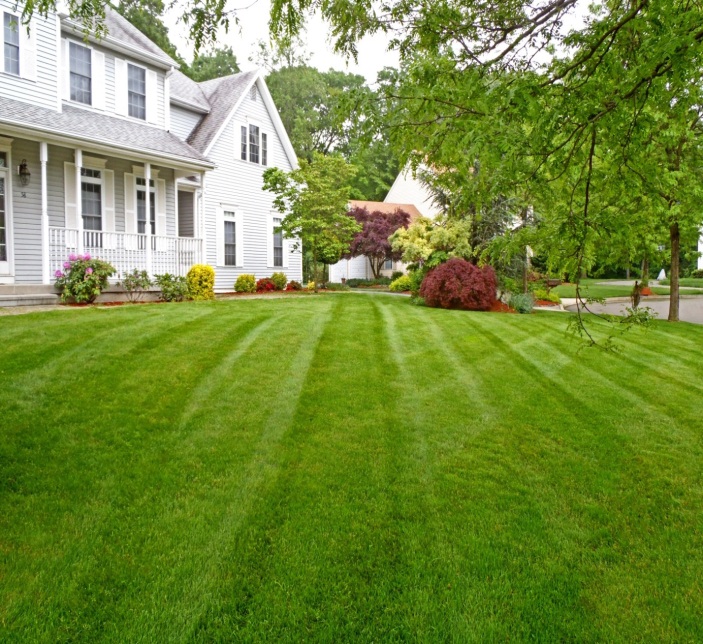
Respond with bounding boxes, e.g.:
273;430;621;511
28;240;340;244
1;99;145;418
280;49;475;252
1;295;703;641
552;277;700;298
659;277;703;288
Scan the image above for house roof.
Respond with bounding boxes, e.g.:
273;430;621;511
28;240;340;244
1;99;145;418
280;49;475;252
0;95;213;169
350;200;423;221
169;70;210;112
186;71;259;152
61;7;178;69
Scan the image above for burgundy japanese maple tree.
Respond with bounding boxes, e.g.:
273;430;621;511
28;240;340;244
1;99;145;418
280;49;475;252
344;206;412;278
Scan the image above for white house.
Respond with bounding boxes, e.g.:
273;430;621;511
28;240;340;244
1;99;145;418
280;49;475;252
0;2;300;304
329;168;442;283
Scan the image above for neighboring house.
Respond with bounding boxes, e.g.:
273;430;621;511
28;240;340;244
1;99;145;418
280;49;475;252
0;1;300;303
329;168;441;282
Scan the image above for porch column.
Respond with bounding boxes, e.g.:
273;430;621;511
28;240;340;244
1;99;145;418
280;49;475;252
40;142;50;284
144;162;152;274
75;149;84;254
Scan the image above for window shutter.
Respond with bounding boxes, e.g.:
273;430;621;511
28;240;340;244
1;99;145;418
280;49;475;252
102;169;115;248
62;39;70;100
155;178;167;250
92;50;105;110
266;213;274;267
123;173;137;250
216;208;224;266
146;69;158;124
64;162;77;230
283;232;289;269
114;58;128;116
19;20;37;81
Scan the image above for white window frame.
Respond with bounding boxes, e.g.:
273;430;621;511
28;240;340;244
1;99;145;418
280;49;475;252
267;212;288;269
135;176;156;235
217;205;243;267
80;165;105;232
237;120;267;165
126;61;147;121
2;11;20;77
68;39;93;106
0;137;14;280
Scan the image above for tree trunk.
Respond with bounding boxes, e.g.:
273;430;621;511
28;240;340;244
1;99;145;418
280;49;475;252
668;222;680;322
641;255;649;286
626;265;630;279
522;251;529;293
312;240;319;293
370;257;380;279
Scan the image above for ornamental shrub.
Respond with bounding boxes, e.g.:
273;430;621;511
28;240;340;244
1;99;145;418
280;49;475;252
419;258;496;311
326;282;350;291
270;272;288;290
408;269;425;296
154;273;188;302
235;274;256;293
120;269;152;302
186;264;215;300
54;254;115;303
256;277;277;292
391;270;404;281
285;280;303;291
692;269;703;278
389;275;412;292
509;292;535;314
532;287;561;304
346;277;392;288
306;281;316;290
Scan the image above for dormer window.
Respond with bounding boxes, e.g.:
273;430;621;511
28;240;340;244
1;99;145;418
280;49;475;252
69;42;92;105
239;124;268;166
128;64;146;120
3;13;19;75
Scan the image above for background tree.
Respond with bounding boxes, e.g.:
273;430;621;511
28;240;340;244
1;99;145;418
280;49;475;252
187;46;240;82
117;0;185;66
263;153;360;290
344;206;411;278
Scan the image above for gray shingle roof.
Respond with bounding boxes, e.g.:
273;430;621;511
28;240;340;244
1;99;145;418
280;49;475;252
0;95;211;166
186;70;259;152
169;69;210;112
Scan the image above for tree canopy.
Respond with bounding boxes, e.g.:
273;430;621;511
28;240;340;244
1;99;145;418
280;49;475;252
263;153;360;290
187;46;240;82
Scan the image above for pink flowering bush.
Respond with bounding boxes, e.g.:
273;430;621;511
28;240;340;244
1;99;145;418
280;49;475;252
54;254;115;303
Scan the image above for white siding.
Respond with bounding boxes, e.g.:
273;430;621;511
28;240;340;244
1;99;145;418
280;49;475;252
60;34;168;129
329;256;371;283
385;166;442;219
203;86;302;290
170;105;202;141
0;2;59;110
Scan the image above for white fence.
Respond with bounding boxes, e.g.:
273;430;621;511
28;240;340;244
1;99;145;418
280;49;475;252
49;228;203;279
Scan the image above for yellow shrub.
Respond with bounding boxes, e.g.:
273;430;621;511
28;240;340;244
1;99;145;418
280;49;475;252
186;264;215;300
306;281;316;290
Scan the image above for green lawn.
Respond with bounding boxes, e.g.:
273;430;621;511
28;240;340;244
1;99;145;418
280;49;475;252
552;278;700;298
659;277;703;288
1;295;702;641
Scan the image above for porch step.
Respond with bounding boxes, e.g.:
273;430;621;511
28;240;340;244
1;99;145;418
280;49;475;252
0;293;60;307
0;285;56;295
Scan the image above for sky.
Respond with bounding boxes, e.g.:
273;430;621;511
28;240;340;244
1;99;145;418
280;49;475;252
164;0;399;85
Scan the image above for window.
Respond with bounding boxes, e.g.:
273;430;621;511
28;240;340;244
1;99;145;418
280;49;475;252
127;64;146;120
3;13;19;76
81;168;102;232
224;212;237;266
69;42;92;105
240;126;247;161
0;168;6;263
136;177;155;235
384;259;393;270
249;125;260;164
262;133;268;166
273;217;283;267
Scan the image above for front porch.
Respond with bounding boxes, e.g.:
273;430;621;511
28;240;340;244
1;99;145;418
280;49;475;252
49;228;202;279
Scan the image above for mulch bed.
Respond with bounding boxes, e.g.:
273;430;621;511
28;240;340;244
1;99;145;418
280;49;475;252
490;300;517;313
535;299;560;307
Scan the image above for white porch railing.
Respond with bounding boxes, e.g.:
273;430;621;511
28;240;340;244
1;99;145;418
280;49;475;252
49;228;203;279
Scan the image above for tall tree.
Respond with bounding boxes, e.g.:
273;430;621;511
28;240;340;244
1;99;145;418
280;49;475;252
187;46;240;82
263;153;360;290
344;206;411;278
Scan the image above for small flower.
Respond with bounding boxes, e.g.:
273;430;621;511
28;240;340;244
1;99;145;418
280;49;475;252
63;261;71;269
83;253;91;261
68;253;77;261
85;267;93;275
54;270;64;278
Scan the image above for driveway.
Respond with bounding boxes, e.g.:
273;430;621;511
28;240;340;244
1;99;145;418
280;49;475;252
565;296;703;325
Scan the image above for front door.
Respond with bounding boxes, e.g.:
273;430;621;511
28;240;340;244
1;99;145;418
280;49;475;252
0;152;10;276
